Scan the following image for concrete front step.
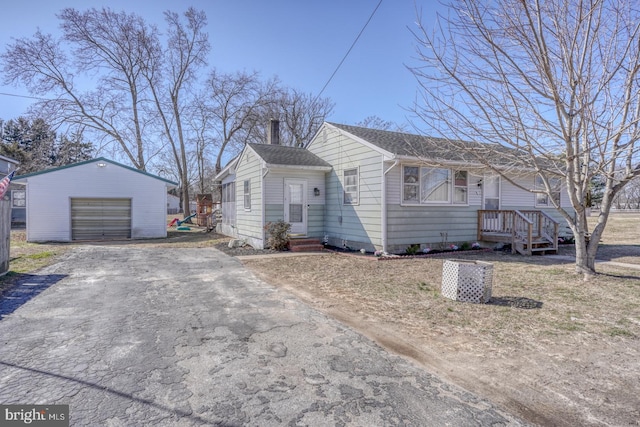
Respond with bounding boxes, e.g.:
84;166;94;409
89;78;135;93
290;244;325;252
289;238;324;252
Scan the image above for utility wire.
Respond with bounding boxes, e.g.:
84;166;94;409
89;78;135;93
0;92;52;102
314;0;383;102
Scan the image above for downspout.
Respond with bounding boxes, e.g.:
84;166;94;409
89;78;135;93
381;158;399;253
262;164;268;249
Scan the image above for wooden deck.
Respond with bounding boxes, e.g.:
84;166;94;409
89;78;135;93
478;210;559;255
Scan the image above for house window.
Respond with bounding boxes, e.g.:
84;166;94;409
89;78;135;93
403;166;467;205
243;179;251;210
403;166;420;202
535;175;561;207
421;168;451;203
11;190;25;208
453;171;468;204
343;168;359;205
222;182;235;203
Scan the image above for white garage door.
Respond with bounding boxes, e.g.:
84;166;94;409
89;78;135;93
71;198;132;240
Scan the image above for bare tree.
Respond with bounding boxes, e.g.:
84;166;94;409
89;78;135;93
409;0;640;276
2;8;161;170
356;115;403;131
144;8;209;218
277;89;334;147
188;95;215;195
205;69;279;174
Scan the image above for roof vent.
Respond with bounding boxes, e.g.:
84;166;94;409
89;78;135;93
268;119;280;145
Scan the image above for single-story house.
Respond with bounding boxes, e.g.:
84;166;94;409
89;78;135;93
215;121;573;254
13;157;178;242
167;193;181;214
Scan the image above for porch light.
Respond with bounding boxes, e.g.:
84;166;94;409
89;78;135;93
314;187;320;196
477;179;483;187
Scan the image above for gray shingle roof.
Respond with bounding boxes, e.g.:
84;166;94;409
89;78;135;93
328;122;533;167
328;122;476;160
248;143;331;168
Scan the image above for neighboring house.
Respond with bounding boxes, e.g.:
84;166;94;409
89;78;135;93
13;157;178;242
0;154;23;226
167;193;181;214
215;122;573;253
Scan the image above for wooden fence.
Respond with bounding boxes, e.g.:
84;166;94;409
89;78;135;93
0;199;10;274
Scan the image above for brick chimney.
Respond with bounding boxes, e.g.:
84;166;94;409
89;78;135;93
268;119;280;145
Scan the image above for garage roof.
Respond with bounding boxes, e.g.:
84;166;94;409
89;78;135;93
13;157;179;187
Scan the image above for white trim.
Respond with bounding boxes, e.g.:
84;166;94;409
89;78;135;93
265;163;332;172
284;178;308;235
343;166;360;206
482;173;501;209
534;175;561;208
399;164;470;207
243;179;251;211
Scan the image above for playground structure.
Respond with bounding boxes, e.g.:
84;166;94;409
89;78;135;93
168;213;196;228
168;194;219;232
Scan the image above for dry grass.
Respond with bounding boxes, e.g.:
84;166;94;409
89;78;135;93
248;252;640;344
242;214;640;426
5;230;70;275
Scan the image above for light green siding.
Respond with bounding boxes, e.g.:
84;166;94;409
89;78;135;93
235;148;264;248
264;204;324;239
263;169;327;243
385;205;479;252
307;126;383;250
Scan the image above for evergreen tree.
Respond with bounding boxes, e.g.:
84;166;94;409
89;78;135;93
0;117;93;173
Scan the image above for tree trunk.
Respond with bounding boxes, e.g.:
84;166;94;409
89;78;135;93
574;236;596;276
571;208;597;276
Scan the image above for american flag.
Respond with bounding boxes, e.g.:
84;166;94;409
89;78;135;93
0;171;15;199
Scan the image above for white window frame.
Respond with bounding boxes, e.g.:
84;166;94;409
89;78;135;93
343;167;359;205
453;170;468;204
401;165;468;206
534;175;561;207
243;179;251;211
11;189;26;208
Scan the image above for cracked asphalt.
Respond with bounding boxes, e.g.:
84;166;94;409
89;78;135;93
0;245;525;426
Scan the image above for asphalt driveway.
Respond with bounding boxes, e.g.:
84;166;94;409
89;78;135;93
0;245;524;426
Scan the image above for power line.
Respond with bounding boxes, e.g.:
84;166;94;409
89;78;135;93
0;91;52;102
314;0;383;102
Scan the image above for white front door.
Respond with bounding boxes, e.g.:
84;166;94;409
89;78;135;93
483;173;501;209
284;179;307;235
482;173;503;231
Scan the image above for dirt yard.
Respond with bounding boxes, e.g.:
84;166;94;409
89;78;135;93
240;216;640;427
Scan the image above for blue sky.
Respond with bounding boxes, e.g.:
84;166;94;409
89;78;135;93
0;0;442;128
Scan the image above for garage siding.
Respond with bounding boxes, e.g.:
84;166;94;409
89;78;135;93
22;160;171;242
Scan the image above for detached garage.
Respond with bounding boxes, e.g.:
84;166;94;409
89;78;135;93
13;158;178;242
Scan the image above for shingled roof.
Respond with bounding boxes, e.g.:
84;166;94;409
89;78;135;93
328;122;535;167
248;143;331;168
328;122;486;161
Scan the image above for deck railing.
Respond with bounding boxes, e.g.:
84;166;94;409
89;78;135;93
477;210;559;255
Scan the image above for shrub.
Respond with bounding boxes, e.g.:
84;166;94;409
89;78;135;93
405;244;421;255
264;220;291;250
